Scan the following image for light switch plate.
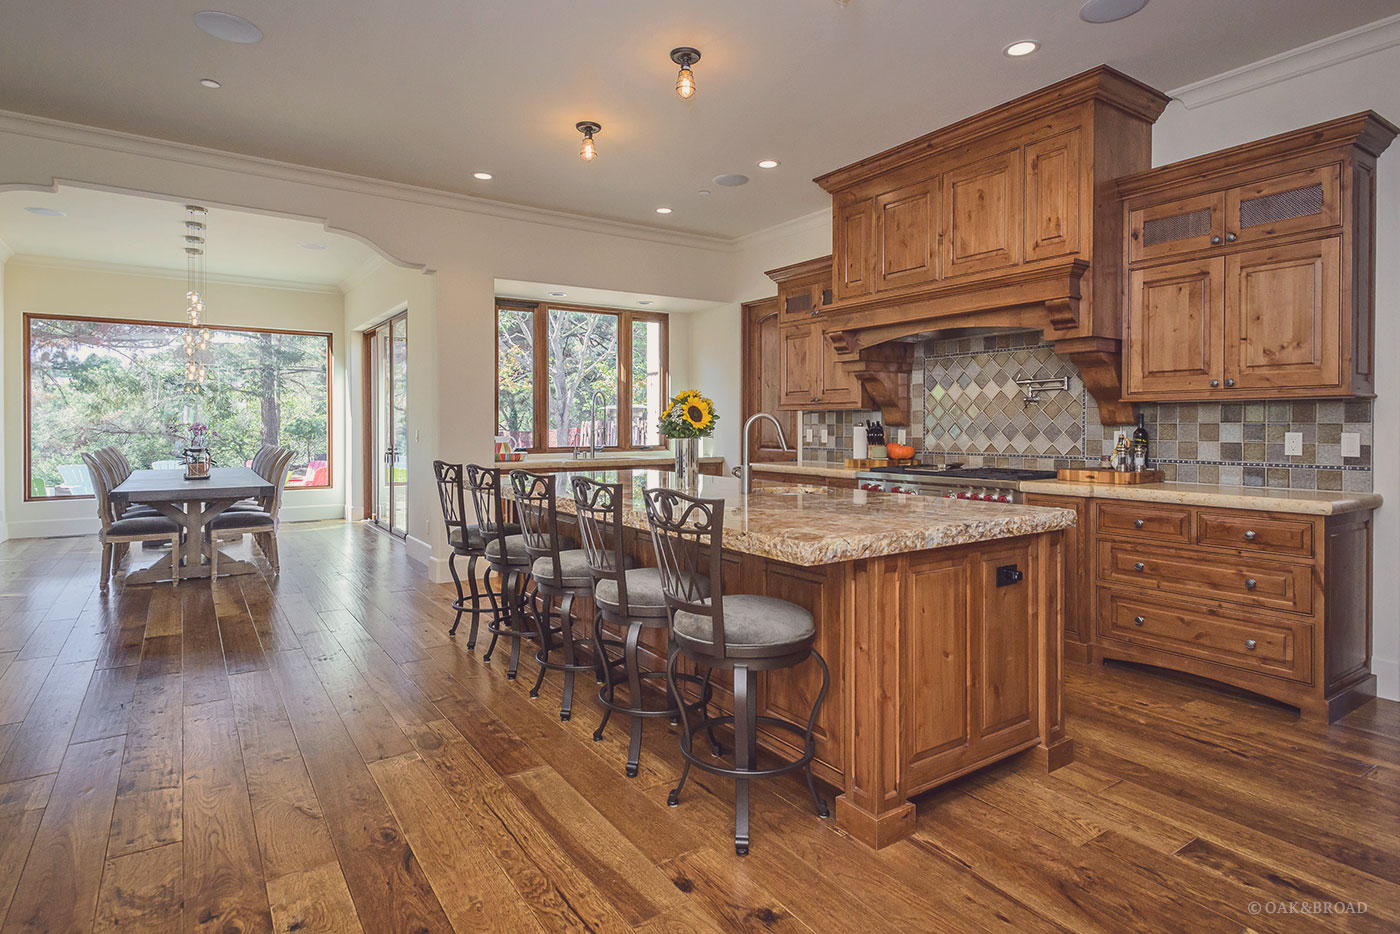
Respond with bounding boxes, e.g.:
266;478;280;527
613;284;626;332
819;427;829;444
1284;431;1303;456
805;426;814;443
1341;432;1361;458
897;428;907;445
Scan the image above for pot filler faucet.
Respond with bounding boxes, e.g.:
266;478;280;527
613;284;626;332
738;412;791;494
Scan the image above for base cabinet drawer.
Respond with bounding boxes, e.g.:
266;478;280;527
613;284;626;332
1097;588;1312;683
1095;540;1314;616
1195;510;1315;558
1095;502;1192;543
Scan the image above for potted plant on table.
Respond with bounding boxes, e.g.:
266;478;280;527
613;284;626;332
659;390;718;487
176;421;217;479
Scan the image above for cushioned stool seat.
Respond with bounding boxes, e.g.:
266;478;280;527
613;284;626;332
673;595;815;658
448;522;519;551
596;568;709;618
531;549;593;587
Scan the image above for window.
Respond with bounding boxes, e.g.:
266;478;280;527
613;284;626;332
495;301;668;452
25;314;333;499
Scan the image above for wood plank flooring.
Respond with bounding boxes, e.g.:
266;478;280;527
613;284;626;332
0;522;1395;933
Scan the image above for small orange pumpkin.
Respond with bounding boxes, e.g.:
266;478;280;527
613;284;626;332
887;442;915;460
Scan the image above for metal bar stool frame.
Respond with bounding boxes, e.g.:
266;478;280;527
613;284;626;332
433;460;500;648
644;485;830;856
465;464;534;679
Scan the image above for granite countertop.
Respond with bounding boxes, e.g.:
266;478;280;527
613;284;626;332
495;452;723;471
747;461;861;479
508;468;1076;567
1019;479;1381;516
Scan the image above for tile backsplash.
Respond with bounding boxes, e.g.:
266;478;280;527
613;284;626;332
801;330;1373;492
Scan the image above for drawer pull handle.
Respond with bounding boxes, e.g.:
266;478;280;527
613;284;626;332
1245;578;1257;590
1133;562;1146;572
1244;530;1256;541
1133;519;1145;529
1209;379;1220;388
1225;232;1238;242
1133;616;1145;626
1225;378;1236;387
1245;639;1257;650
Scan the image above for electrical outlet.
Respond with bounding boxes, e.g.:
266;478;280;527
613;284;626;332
819;427;830;444
1341;432;1361;458
897;428;907;445
805;426;814;444
1284;431;1303;456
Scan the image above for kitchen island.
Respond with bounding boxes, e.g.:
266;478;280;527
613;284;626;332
510;469;1077;848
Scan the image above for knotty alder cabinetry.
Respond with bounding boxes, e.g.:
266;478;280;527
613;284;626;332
1082;498;1375;721
767;256;869;410
1121;113;1396;400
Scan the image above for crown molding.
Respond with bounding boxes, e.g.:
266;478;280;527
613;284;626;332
0;109;738;253
733;208;831;249
339;255;391;294
8;253;343;294
1169;14;1400;110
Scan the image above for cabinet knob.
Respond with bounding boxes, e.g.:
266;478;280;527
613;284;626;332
1245;639;1257;650
1225;378;1236;387
1225;232;1238;242
1133;562;1146;572
1133;519;1145;529
1209;379;1220;388
1245;578;1257;590
1210;235;1222;245
1133;616;1145;626
1244;530;1256;541
809;309;818;317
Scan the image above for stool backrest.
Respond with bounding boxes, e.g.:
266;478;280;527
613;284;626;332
465;464;509;555
433;460;468;541
510;470;565;586
643;486;727;651
572;476;630;611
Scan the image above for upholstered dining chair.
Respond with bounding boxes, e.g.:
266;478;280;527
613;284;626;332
207;446;296;577
82;452;181;590
228;445;287;512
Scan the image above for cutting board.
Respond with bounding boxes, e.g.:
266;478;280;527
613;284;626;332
845;458;918;469
1057;468;1165;484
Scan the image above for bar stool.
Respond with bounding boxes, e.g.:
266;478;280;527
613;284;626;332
433;460;504;646
511;470;614;721
643;486;830;857
574;476;718;776
465;464;534;679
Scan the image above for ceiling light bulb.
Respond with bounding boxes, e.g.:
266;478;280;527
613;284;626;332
473;172;493;180
670;47;701;100
576;121;601;162
655;207;673;214
1003;40;1040;57
757;159;780;169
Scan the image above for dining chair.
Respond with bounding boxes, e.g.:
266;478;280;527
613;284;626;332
229;445;289;512
82;452;181;591
644;485;830;856
207;446;296;577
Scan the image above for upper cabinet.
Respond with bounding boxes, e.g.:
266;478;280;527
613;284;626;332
767;256;870;411
1120;113;1396;401
943;148;1022;278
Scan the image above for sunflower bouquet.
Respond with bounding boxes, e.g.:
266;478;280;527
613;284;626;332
659;389;718;439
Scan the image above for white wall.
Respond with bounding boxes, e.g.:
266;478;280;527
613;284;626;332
1150;39;1400;699
0;247;7;541
2;260;348;537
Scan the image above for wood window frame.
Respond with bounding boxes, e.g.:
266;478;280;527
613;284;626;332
495;299;670;454
23;312;335;502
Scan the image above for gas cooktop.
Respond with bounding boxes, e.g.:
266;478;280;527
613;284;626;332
863;465;1058;482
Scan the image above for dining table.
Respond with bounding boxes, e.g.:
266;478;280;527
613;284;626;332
111;467;275;583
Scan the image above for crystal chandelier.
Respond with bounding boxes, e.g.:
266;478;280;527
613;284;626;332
182;206;212;394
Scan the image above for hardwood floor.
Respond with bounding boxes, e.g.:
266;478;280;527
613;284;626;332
0;521;1395;933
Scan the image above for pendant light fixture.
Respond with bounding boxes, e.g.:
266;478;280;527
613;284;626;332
670;47;700;99
181;206;212;394
577;121;601;162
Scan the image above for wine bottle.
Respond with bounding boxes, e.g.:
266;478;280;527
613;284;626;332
1132;413;1150;472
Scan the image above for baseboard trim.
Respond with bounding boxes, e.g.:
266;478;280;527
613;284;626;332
1374;657;1399;703
280;504;346;523
7;505;344;540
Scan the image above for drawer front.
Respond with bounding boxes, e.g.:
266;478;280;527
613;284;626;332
1096;541;1313;616
1095;501;1192;544
1097;588;1312;683
1195;510;1314;558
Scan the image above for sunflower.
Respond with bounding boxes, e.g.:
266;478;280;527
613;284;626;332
681;396;713;429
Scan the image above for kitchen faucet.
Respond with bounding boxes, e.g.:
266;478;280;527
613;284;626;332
574;389;607;459
738;412;791;493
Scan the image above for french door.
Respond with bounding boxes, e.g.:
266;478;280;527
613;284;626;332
368;312;408;536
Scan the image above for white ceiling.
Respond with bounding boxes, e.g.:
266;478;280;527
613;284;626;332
0;185;382;288
495;278;725;315
1;2;1398;238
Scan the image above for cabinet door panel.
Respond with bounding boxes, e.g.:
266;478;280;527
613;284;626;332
1226;238;1340;390
1127;257;1224;394
1227;164;1341;247
818;327;863;406
779;323;817;408
943;149;1022;277
973;545;1037;741
835;198;874;301
1024;130;1081;261
1129;192;1225;263
757;563;843;772
875;180;938;292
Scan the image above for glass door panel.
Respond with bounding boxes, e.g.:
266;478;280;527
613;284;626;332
368;312;408;536
389;314;409;536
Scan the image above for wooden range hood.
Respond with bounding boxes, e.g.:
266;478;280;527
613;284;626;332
808;66;1170;425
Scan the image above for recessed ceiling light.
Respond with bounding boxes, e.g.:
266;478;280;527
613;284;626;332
1080;0;1148;23
300;242;327;251
713;174;749;187
637;300;655;306
24;206;65;217
194;11;263;43
697;189;711;197
655;207;673;214
1003;40;1040;57
199;78;221;89
473;172;493;180
757;159;780;169
548;291;567;298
